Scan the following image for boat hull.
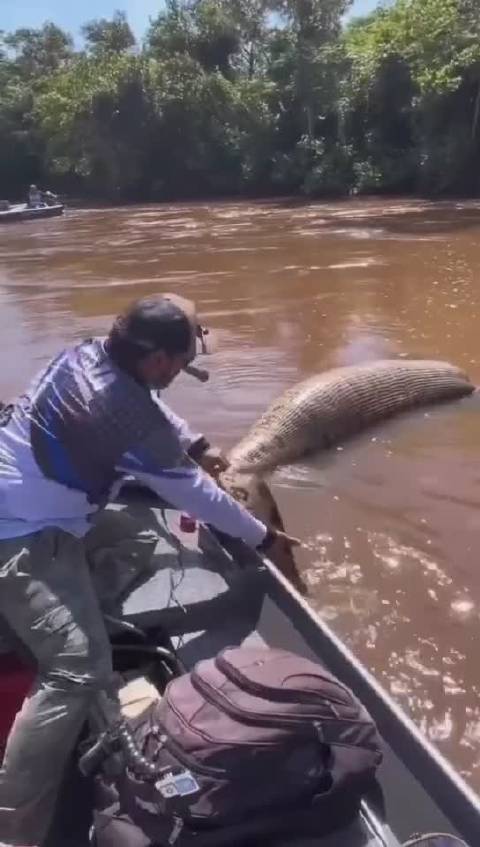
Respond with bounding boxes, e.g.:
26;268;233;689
0;203;64;223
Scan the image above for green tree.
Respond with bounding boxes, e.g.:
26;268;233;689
228;0;272;78
274;0;353;138
2;0;480;201
147;0;241;76
4;23;73;79
343;0;480;193
35;54;152;199
81;11;136;57
0;24;73;196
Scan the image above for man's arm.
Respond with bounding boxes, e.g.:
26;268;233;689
117;450;267;549
152;395;202;452
152;395;228;476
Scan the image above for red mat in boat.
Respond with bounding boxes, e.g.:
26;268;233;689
0;653;35;748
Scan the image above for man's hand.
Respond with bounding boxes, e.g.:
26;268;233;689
188;437;229;479
198;446;229;480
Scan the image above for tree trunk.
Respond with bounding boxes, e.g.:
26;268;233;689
305;103;314;139
248;42;255;79
472;78;480;141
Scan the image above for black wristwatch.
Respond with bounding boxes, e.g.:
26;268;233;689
188;436;211;462
256;529;277;552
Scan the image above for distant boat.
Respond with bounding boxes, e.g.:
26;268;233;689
0;202;64;224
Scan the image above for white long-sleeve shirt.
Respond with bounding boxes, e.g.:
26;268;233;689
0;339;267;548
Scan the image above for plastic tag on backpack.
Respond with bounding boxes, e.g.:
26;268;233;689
156;769;200;799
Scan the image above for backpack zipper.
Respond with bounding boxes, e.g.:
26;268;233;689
216;653;352;708
192;670;328;733
191;672;377;751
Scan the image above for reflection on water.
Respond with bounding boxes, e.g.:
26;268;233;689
1;197;480;788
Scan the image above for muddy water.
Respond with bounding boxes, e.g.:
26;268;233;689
1;199;480;788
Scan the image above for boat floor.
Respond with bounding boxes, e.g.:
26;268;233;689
47;500;466;847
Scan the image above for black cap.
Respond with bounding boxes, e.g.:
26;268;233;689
109;293;209;379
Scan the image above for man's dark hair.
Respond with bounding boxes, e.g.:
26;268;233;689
105;295;192;373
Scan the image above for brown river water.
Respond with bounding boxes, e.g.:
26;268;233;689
1;198;480;791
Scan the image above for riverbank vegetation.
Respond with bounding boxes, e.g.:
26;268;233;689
1;0;479;200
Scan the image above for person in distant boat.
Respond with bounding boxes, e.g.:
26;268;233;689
27;184;42;207
42;190;58;206
0;292;298;847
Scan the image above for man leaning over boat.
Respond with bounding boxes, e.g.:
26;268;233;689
0;292;297;847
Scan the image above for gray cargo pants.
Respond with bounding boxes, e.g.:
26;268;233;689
0;505;158;847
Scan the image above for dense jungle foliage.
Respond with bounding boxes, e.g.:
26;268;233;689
1;0;479;200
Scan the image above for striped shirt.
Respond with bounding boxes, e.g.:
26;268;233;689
0;338;266;547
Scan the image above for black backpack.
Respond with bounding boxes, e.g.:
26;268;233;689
92;646;383;846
